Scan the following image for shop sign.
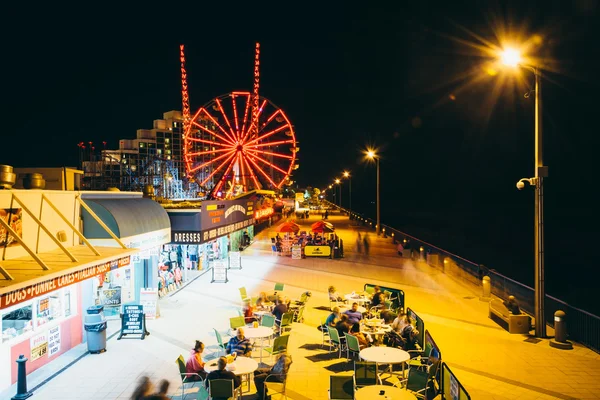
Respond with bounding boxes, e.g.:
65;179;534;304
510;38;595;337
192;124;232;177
30;331;48;361
254;207;274;219
48;325;61;357
201;200;255;231
211;260;228;283
132;253;141;263
304;246;331;257
0;255;131;310
171;219;255;245
450;372;459;400
291;245;302;260
229;252;241;270
101;287;122;306
118;304;148;340
140;288;159;320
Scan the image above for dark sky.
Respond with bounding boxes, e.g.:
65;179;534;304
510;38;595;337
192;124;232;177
2;1;600;310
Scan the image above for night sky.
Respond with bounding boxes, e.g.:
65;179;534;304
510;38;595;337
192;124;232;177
2;2;600;312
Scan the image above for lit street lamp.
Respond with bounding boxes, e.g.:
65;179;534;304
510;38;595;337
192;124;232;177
334;178;341;207
343;171;351;211
365;149;380;236
499;46;548;338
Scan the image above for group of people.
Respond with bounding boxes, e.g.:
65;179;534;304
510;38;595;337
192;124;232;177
355;232;371;256
130;376;170;400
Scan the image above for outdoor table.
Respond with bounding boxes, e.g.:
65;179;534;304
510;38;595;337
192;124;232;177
253;310;273;321
345;293;370;305
359;346;410;384
355;384;416;400
361;321;392;336
205;356;258;392
244;326;273;363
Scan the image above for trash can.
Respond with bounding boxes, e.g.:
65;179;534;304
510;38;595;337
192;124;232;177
84;306;107;353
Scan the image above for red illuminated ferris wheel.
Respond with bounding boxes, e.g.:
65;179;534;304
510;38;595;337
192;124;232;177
184;91;298;197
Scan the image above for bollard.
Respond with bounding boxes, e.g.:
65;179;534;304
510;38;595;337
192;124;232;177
11;355;32;400
550;310;573;349
479;276;491;301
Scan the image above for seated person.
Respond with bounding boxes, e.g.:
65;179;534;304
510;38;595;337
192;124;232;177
256;292;270;309
205;356;241;399
226;328;252;357
254;354;292;400
391;312;408;333
242;300;257;324
272;295;288;325
328;285;344;302
185;340;207;381
350;322;371;348
380;309;397;324
335;314;351;341
344;302;363;325
370;286;384;309
503;295;522;315
319;307;340;331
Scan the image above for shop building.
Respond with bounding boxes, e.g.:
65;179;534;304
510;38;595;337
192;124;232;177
0;189;170;391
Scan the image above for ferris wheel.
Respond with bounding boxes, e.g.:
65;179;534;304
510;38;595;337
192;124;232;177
184;91;297;197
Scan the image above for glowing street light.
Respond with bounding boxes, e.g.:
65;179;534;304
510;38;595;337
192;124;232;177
365;149;381;236
334;178;342;207
497;46;548;338
343;171;352;211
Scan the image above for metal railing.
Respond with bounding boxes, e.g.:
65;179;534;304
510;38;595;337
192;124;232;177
325;201;600;353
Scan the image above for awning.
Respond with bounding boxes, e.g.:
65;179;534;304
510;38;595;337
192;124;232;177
81;198;170;239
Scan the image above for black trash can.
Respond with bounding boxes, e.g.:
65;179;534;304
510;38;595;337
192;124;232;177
84;306;107;353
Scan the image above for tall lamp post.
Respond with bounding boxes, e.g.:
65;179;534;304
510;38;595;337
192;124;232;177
328;184;333;205
500;47;548;338
334;178;341;208
366;149;380;236
343;171;351;211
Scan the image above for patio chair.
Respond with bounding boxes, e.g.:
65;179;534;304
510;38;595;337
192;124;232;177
328;375;354;399
274;282;285;293
175;355;203;400
212;328;229;357
264;334;290;362
229;316;246;335
326;326;346;358
292;305;305;323
276;312;294;334
320;317;330;348
364;286;375;295
343;333;361;360
405;360;440;399
208;378;241;400
239;287;251;304
407;341;435;370
271;244;278;254
353;361;378;390
262;355;293;399
196;385;209;400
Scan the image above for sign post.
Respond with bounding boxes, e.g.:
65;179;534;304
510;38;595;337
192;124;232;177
211;260;228;283
140;288;160;319
229;251;242;270
117;304;149;340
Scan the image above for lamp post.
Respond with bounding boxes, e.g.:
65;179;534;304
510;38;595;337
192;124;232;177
366;150;380;236
334;178;341;208
343;171;351;211
500;47;547;338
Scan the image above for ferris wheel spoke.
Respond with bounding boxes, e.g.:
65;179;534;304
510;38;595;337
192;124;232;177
192;119;234;146
245;123;290;146
245;148;294;160
241;99;268;144
214;154;237;196
239;93;252;140
231;95;241;138
186;148;232;157
245;154;278;188
241;153;262;189
188;148;236;174
197;109;236;145
239;151;248;189
215;98;238;142
246;152;289;175
185;136;231;148
200;151;237;186
245;138;295;149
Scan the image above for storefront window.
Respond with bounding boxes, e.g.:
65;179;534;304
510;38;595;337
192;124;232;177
93;266;135;318
2;304;33;343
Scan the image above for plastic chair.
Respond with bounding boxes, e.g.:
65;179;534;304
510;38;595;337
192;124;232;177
208;378;241;400
353;361;378;389
265;334;290;362
213;328;228;357
239;287;251;304
175;355;203;399
277;312;294;334
326;326;346;358
320;317;330;348
292;305;305;323
274;282;285;292
364;286;375;295
196;385;209;400
405;360;440;398
328;375;354;399
229;316;246;334
262;355;293;399
344;333;361;360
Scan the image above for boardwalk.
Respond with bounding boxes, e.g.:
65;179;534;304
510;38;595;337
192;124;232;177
3;211;599;399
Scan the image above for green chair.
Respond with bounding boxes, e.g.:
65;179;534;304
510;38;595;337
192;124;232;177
328;375;354;399
353;361;378;389
277;312;294;334
292;305;305;323
365;286;375;295
274;282;285;292
406;360;440;399
320;317;330;348
209;378;241;400
196;385;209;400
265;334;290;362
326;326;345;358
262;355;293;400
343;333;361;360
229;316;246;333
175;355;203;399
213;328;228;357
260;314;276;345
408;341;434;370
239;287;251;303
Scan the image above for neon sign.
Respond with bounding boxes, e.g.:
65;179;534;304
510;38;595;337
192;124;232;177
254;207;274;219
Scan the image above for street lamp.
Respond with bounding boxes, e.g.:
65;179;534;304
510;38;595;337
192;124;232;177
365;149;380;236
343;171;351;211
334;178;341;207
499;46;548;338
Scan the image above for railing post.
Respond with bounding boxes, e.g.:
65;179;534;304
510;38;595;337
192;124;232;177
11;355;32;400
480;276;491;302
550;310;573;349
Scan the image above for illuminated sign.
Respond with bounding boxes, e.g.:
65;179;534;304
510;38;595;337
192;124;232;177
254;207;274;219
0;256;131;310
304;246;331;257
171;219;255;244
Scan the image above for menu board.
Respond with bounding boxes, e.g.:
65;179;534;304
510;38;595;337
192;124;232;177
291;245;302;260
118;304;148;340
140;288;159;319
30;331;48;361
211;260;228;283
48;325;61;357
229;252;242;270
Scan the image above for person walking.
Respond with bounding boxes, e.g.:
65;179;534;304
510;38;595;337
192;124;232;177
356;233;362;254
363;233;370;256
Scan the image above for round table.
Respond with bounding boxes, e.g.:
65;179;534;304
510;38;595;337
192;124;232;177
360;347;410;383
354;385;416;400
205;356;258;392
361;321;392;336
244;326;273;363
345;293;370;305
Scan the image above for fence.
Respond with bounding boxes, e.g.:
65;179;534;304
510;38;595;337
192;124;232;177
327;201;600;353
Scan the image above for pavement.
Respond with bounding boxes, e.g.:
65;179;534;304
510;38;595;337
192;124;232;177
3;210;600;400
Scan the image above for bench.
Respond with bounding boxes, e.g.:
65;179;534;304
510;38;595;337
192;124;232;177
489;298;532;334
